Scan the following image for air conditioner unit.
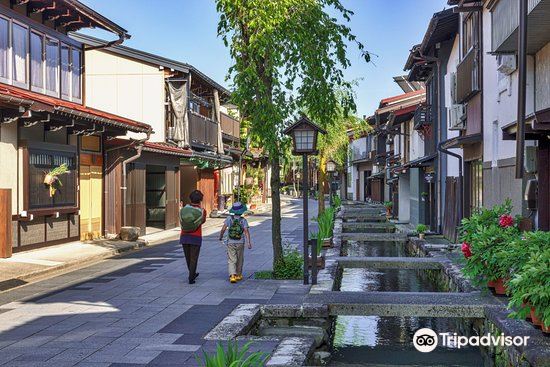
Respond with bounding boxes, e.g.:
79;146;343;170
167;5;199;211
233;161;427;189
449;104;466;130
497;54;517;75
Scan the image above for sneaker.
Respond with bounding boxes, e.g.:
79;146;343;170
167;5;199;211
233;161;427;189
229;274;238;283
236;274;243;281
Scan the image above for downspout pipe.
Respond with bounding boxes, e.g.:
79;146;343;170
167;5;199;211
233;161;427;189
85;32;130;51
438;141;463;225
515;0;528;179
104;128;152;228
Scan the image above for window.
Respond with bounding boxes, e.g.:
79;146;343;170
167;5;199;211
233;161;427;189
12;22;28;87
45;38;59;95
28;150;77;209
71;48;81;101
462;13;479;57
30;31;44;91
61;44;70;99
469;160;483;213
0;17;8;82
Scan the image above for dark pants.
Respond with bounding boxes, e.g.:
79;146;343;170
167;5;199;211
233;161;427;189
182;244;201;280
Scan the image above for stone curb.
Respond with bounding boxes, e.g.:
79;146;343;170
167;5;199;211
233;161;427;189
0;239;149;292
265;337;315;367
204;304;261;340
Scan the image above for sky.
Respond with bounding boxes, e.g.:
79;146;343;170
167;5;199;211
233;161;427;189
81;0;449;118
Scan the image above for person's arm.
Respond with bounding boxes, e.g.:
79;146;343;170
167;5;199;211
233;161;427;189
219;223;227;241
201;208;207;224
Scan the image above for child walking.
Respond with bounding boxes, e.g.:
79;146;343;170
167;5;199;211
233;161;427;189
219;202;252;283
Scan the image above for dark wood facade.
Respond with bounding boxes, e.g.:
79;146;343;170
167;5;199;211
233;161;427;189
105;149;181;236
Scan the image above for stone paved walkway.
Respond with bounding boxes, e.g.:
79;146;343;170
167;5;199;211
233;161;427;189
0;197;317;366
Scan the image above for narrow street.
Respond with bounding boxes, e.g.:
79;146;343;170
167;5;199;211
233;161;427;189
0;197;316;366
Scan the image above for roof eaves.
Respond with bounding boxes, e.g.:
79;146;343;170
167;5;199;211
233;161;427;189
64;0;129;38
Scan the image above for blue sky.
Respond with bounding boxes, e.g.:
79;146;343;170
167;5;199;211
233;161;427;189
81;0;449;118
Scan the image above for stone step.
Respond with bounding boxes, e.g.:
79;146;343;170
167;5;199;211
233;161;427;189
343;216;387;222
343;222;395;228
258;326;327;348
306;291;496;318
341;233;408;242
336;256;444;270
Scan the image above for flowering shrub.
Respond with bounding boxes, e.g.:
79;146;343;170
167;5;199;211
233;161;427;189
459;199;522;284
461;242;472;258
499;214;514;228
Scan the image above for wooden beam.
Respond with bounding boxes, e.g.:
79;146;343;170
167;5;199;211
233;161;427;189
29;1;57;14
46;8;70;21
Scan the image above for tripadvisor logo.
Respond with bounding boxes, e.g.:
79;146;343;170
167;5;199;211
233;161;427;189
413;328;530;353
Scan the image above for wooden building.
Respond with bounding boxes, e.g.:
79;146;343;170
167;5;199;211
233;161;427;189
71;33;237;233
0;0;152;251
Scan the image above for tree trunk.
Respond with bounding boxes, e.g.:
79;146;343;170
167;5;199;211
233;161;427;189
318;155;327;213
270;154;283;267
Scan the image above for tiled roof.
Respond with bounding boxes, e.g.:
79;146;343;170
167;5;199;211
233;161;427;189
0;84;151;133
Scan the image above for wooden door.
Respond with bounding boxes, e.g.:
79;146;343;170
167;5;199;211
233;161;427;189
126;163;146;235
198;169;215;214
165;168;177;229
79;165;103;240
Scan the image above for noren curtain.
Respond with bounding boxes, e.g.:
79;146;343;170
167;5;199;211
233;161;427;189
167;80;190;148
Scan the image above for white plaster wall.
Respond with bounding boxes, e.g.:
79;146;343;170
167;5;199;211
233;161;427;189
409;119;424;161
482;7;535;164
84;50;166;141
444;36;463;178
398;172;410;223
0;123;18;214
535;41;550;111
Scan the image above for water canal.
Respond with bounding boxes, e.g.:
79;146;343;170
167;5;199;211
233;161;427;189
328;209;490;366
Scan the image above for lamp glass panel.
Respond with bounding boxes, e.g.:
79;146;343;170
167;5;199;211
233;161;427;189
295;130;315;151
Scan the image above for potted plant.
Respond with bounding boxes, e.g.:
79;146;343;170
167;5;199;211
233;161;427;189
416;224;428;240
383;201;393;217
459;200;521;294
308;232;326;269
508;232;550;332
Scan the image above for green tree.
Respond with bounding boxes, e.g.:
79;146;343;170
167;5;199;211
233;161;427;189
317;111;369;212
216;0;369;266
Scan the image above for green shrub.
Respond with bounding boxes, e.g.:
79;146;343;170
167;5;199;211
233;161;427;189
459;199;522;284
196;341;269;367
332;195;342;209
383;201;393;209
507;232;550;323
315;207;335;254
415;224;428;234
273;246;303;279
508;246;550;325
254;270;274;279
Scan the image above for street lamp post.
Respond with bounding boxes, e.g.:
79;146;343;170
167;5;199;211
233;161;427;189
284;115;326;285
326;160;336;207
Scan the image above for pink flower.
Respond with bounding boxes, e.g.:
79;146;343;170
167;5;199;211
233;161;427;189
499;214;514;228
461;242;472;259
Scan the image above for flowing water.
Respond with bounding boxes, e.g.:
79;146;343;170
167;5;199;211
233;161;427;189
344;240;408;257
330;316;486;366
329;225;488;366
